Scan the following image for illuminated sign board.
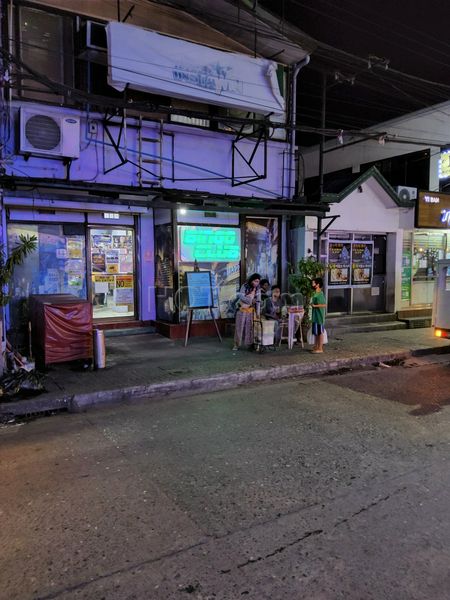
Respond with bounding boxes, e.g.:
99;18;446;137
416;191;450;229
439;150;450;180
179;226;241;262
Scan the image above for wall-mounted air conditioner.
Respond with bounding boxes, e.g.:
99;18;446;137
395;185;418;202
20;108;80;159
77;20;107;64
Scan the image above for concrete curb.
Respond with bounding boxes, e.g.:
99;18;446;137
3;345;444;418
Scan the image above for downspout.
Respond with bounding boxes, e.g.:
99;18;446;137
283;55;310;292
287;55;310;200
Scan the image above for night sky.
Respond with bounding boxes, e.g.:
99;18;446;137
260;0;450;145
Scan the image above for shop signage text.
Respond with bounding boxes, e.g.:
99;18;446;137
416;190;450;228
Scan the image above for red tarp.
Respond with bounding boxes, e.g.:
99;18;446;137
29;294;93;365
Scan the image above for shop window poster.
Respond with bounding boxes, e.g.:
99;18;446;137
67;239;84;259
351;242;374;286
245;218;278;283
92;234;112;248
328;242;351;287
113;234;133;250
92;252;106;273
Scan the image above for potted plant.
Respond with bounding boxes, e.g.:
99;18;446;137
0;234;37;374
288;256;328;329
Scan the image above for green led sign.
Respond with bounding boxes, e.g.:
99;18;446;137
179;226;241;262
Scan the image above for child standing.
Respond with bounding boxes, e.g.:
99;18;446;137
311;277;326;353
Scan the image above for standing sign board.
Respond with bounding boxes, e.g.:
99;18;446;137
184;271;222;346
328;242;351;287
186;271;213;308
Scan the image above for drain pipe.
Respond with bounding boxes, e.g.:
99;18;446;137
287;55;310;200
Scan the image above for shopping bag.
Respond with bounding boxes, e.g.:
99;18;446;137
307;327;328;344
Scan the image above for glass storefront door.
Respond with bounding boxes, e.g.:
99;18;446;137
89;227;136;320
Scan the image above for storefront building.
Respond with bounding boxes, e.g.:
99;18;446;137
400;190;450;308
302;167;415;314
0;0;320;344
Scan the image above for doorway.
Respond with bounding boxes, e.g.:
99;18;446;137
89;227;136;320
327;234;387;314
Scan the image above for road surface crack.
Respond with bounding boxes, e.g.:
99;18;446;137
220;529;323;573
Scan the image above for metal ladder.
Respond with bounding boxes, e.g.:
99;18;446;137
137;116;163;186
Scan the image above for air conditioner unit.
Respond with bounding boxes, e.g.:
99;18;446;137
20;108;80;159
395;185;417;202
76;20;107;64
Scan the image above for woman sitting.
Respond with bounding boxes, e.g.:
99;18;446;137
233;273;261;350
264;284;283;343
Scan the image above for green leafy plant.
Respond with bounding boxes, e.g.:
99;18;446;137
0;234;37;307
289;257;328;327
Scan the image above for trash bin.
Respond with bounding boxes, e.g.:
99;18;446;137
93;329;106;369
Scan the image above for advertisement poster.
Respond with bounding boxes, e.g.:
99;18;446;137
351;242;373;286
106;249;119;264
328;242;351;287
119;255;133;273
113;235;133;250
91;252;106;273
116;275;134;288
92;234;112;248
94;274;115;284
401;250;412;301
106;263;119;274
67;272;83;289
68;239;84;259
115;287;134;305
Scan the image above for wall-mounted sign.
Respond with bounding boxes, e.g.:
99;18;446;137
416;190;450;229
351;242;374;286
401;250;412;301
179;226;241;262
439;150;450;180
328;242;351;287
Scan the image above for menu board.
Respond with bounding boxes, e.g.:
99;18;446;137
328;242;351;287
351;242;374;286
186;271;213;308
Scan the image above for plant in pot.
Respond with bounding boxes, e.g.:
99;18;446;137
0;234;37;376
288;257;328;332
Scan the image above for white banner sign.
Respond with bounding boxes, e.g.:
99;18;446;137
106;22;285;116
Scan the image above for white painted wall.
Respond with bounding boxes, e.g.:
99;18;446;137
301;101;450;192
299;176;415;312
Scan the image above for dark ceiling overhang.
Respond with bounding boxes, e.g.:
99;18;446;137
152;0;316;64
1;177;328;217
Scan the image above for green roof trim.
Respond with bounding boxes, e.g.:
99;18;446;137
320;166;415;208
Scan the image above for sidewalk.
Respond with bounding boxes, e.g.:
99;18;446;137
1;328;449;417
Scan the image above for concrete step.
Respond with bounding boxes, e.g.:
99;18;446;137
399;316;433;329
327;313;398;326
329;321;408;336
104;326;156;338
397;308;432;319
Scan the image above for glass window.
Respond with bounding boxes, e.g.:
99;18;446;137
413;232;447;281
17;6;73;101
90;228;135;320
7;223;87;347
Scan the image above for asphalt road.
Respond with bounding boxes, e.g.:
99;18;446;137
1;353;450;600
